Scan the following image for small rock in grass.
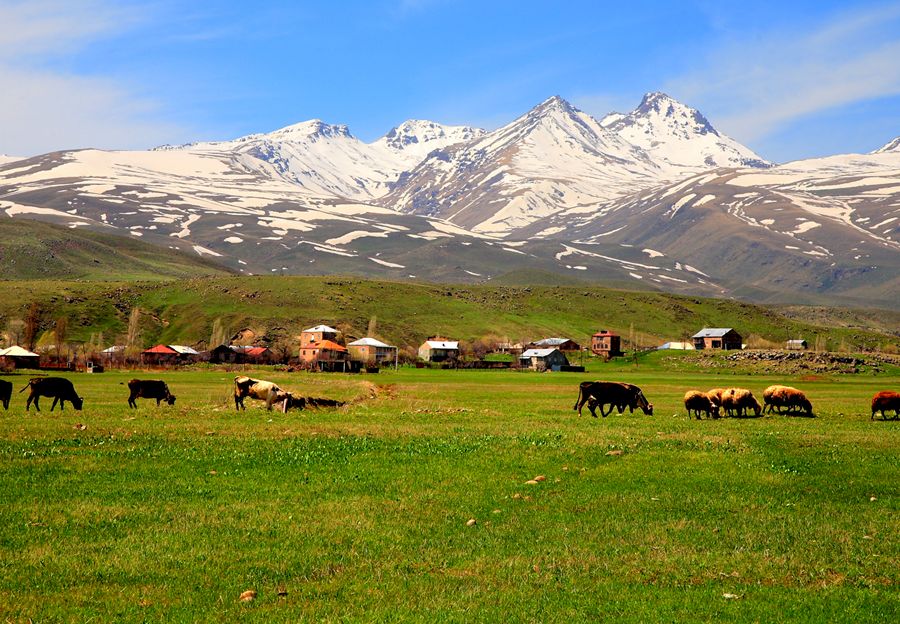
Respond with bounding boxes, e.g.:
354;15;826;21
869;496;877;502
512;493;522;500
492;509;501;514
466;518;477;527
209;470;217;475
562;466;568;472
239;589;257;602
722;593;741;600
73;423;86;431
525;480;539;485
605;450;623;456
533;475;546;482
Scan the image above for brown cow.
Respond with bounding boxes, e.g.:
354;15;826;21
763;385;813;416
574;381;653;417
871;391;900;420
684;390;719;419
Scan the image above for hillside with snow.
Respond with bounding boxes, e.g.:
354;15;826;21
0;93;898;305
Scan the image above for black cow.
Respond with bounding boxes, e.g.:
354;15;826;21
0;379;12;410
573;381;653;417
126;379;176;408
20;377;84;411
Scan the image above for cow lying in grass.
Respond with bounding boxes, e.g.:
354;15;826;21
126;379;176;408
20;377;84;411
763;385;813;417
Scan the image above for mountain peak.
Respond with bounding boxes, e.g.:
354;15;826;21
267;119;354;141
532;95;578;116
872;136;900;154
376;120;485;154
634;92;716;135
602;92;770;170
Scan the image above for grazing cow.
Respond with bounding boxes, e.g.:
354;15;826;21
19;377;84;411
234;376;291;412
574;381;653;417
126;379;176;408
0;379;11;410
720;388;762;418
871;391;900;420
763;385;813;416
684;390;719;419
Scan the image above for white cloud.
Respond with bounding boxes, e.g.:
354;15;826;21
665;4;900;143
0;0;184;156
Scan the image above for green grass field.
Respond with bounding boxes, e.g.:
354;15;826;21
1;358;897;622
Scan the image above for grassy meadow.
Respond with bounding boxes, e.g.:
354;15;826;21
1;355;897;622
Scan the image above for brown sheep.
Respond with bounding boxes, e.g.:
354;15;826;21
706;388;725;408
721;388;762;417
871;391;900;420
684;390;719;419
763;385;813;416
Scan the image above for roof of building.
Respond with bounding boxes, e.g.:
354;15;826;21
593;330;618;337
520;348;561;358
348;337;394;348
313;339;347;352
169;345;199;355
533;337;572;347
143;344;178;354
0;346;39;357
658;341;696;350
692;328;737;338
303;324;337;334
100;345;125;353
786;339;807;345
423;340;459;350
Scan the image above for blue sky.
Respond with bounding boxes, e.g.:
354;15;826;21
2;0;900;162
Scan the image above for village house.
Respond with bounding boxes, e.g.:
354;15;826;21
527;337;581;352
418;337;459;362
141;344;201;366
692;328;742;351
209;344;273;364
786;339;808;350
348;337;398;367
590;330;623;358
0;346;40;369
300;324;340;362
519;347;569;371
305;340;349;371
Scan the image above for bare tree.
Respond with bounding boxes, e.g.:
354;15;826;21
54;317;68;361
24;303;41;350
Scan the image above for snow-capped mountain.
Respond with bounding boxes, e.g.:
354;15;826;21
872;136;900;154
156;118;483;201
601;92;771;171
381;96;664;234
373;120;485;162
0;93;898;305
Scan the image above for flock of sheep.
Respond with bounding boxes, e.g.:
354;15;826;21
683;385;899;420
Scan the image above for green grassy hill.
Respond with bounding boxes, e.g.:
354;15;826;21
0;275;896;353
0;219;232;280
